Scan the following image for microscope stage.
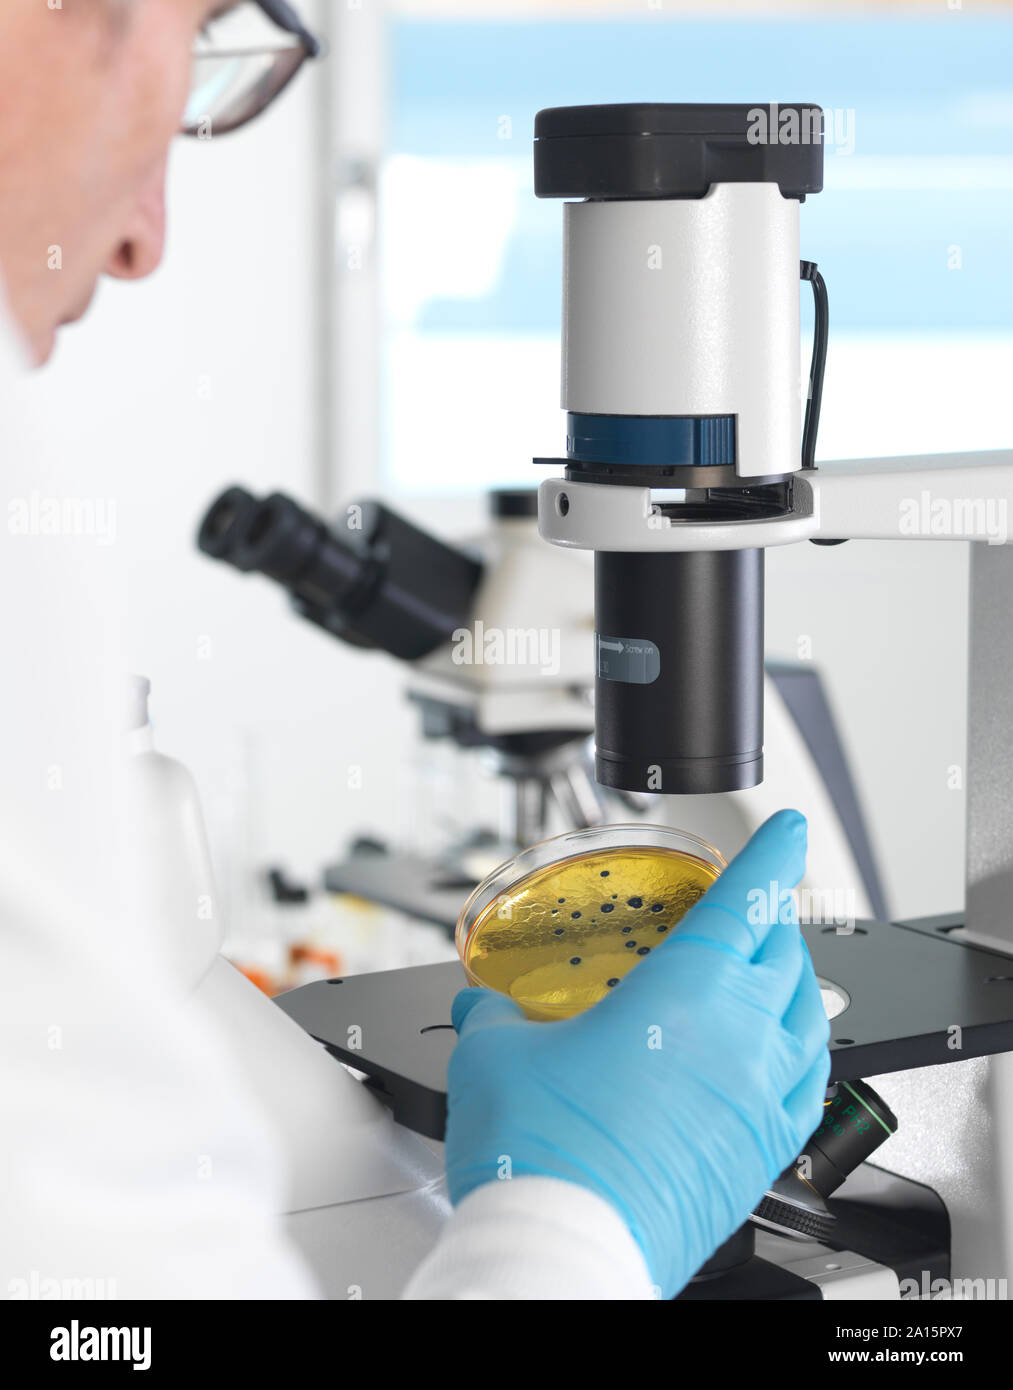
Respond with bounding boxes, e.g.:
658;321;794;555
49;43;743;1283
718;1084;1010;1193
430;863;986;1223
275;913;1013;1142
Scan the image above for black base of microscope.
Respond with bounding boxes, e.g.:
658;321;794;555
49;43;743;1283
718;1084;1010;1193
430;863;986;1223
677;1165;949;1300
275;912;1013;1142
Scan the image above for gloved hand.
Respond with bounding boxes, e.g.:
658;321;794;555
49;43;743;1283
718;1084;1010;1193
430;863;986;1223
445;809;831;1298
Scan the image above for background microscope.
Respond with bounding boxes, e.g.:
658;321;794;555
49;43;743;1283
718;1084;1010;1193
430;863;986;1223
197;469;881;933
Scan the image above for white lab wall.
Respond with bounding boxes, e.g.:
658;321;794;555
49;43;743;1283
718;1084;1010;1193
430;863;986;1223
5;4;971;942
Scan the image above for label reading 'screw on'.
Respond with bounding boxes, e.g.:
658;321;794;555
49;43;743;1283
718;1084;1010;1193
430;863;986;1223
596;634;661;685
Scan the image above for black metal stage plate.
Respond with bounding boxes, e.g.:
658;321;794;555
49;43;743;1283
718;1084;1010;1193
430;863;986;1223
275;913;1013;1141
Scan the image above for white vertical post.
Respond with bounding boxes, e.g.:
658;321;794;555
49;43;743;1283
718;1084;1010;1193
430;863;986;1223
318;0;389;512
964;541;1013;954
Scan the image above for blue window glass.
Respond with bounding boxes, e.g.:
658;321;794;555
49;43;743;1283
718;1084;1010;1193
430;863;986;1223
382;15;1013;492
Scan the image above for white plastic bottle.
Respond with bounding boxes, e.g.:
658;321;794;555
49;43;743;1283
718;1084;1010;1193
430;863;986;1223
124;675;224;989
123;676;443;1218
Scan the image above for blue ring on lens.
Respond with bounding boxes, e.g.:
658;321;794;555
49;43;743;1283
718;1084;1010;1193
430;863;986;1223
566;414;736;468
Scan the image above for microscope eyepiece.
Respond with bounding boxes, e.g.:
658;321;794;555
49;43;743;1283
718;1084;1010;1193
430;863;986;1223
197;486;483;662
233;493;368;610
196;485;259;564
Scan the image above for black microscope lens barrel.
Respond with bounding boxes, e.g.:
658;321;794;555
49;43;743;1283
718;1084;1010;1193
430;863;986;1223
804;1079;898;1197
593;548;764;795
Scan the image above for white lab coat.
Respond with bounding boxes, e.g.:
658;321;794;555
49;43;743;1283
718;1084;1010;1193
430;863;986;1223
0;291;653;1302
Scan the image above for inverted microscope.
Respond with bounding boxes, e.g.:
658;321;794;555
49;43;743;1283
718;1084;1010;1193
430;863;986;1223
201;104;1013;1298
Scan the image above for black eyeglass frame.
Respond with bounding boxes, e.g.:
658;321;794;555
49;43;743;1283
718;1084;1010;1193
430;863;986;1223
182;0;323;137
255;0;322;60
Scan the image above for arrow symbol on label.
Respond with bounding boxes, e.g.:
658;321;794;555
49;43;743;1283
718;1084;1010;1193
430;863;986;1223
599;639;624;653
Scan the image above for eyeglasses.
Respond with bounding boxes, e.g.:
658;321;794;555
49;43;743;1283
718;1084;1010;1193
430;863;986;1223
183;0;322;138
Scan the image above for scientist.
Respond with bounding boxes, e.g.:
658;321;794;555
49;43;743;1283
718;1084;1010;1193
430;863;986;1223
0;0;829;1301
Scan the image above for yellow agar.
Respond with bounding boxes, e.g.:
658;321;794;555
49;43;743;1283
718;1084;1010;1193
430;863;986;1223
463;846;720;1020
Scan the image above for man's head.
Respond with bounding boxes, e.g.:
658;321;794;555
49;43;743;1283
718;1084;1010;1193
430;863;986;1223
0;1;316;366
0;1;217;364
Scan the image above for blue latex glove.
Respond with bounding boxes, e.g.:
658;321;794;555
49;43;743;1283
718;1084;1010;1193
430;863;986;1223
445;809;831;1298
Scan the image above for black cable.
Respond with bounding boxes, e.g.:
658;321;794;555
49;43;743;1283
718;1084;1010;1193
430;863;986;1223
800;260;828;472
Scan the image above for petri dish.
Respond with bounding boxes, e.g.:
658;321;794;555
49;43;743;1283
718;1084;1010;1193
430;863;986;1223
456;823;726;1021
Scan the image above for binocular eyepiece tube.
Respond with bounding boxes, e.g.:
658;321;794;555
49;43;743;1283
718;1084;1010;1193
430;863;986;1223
197;486;484;663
